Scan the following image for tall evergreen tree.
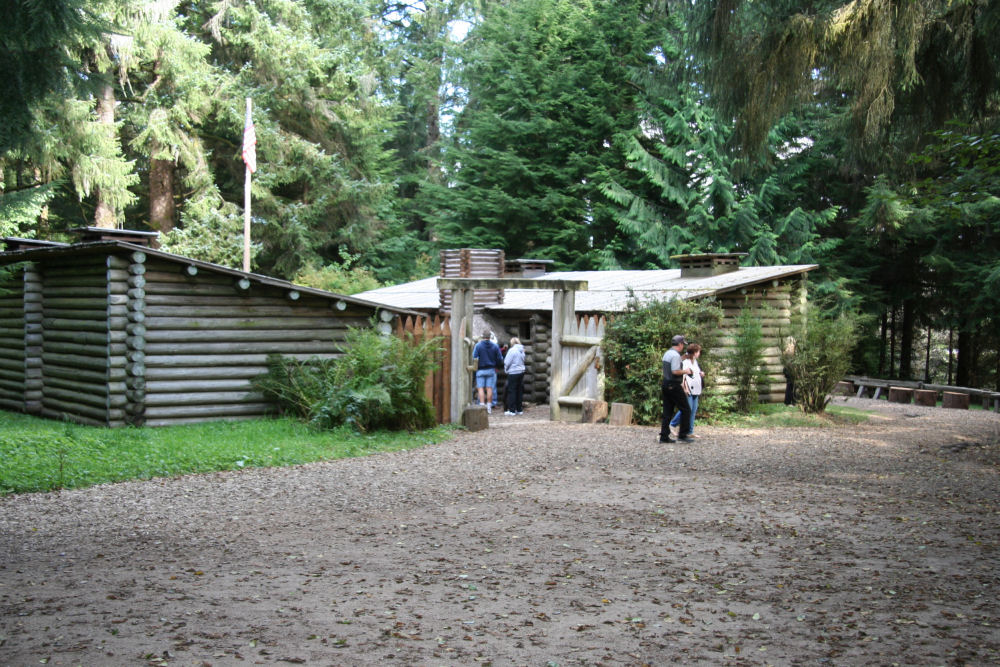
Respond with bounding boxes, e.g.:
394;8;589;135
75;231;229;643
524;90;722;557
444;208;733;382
425;0;668;269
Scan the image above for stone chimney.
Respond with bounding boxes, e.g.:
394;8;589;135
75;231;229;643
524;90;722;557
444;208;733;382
504;258;554;279
69;227;159;248
673;253;746;278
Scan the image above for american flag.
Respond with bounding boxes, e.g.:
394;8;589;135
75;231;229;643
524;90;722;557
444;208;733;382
242;105;257;174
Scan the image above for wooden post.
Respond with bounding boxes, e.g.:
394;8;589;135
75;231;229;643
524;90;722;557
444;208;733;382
608;402;633;426
550;289;565;422
942;391;970;410
449;288;467;423
581;399;608;423
914;389;937;407
888;387;913;404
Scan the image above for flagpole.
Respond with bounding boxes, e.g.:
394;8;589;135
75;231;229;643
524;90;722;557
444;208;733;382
243;97;252;273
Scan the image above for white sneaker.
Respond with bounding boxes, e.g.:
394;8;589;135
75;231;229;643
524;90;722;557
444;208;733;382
516;411;523;415
504;411;516;416
486;405;492;414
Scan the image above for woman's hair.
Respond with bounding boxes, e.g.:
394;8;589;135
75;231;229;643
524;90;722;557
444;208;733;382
684;342;702;358
510;337;520;345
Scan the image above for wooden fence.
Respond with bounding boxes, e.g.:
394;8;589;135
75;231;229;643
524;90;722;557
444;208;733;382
844;375;1000;412
395;314;452;424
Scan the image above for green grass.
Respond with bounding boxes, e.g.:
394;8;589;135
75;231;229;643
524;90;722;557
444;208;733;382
0;411;458;496
708;403;873;429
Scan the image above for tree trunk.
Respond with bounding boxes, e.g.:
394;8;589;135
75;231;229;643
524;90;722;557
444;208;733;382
924;326;931;383
956;329;972;387
878;310;888;376
899;300;915;379
947;327;954;385
94;76;117;228
149;140;175;233
889;306;897;378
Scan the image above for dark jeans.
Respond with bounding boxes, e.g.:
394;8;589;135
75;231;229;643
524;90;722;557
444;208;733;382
505;373;524;412
660;379;691;440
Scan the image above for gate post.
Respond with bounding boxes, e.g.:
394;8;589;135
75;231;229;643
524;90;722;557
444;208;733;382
449;287;474;423
549;289;576;421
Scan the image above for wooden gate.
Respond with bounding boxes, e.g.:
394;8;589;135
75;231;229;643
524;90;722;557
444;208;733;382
395;314;452;424
551;314;606;422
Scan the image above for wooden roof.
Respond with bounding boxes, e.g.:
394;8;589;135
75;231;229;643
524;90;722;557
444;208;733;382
0;239;423;317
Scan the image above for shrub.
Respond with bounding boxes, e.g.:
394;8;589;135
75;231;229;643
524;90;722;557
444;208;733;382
254;326;441;431
781;305;860;413
726;307;769;413
603;296;724;425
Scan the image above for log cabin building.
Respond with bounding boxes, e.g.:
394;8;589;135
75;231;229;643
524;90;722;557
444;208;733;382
355;249;818;405
0;228;418;427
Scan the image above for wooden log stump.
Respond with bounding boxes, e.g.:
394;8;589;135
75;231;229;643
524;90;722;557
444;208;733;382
608;402;633;426
888;387;913;404
462;404;489;431
834;380;854;396
581;399;608;424
914;389;938;407
942;392;970;410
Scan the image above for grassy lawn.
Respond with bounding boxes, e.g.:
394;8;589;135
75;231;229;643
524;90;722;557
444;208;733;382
0;411;457;496
710;403;873;428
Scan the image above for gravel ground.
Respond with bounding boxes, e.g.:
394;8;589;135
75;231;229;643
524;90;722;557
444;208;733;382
1;397;999;666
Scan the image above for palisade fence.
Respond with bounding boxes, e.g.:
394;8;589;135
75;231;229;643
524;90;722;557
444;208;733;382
395;314;452;424
552;314;606;421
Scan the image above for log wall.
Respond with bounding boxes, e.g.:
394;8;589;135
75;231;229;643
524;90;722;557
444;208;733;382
0;266;26;412
138;257;372;426
38;255;114;426
710;277;806;403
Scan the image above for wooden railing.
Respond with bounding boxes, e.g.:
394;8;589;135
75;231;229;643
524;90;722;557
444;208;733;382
844;375;1000;412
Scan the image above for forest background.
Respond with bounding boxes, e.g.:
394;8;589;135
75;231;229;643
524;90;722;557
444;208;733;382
2;0;998;389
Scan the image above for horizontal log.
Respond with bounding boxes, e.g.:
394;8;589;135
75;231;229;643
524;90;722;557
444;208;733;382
37;275;106;288
41;318;107;333
40;330;115;345
39;407;106;427
144;294;311;308
0;306;24;317
42;297;114;309
144;352;340;367
44;384;111;409
0;377;25;392
142;316;352;330
42;352;108;372
144;366;266;381
41;395;111;421
143;304;335;318
143;327;357;343
45;375;109;398
145;378;254;393
0;397;25;411
144;340;343;355
0;317;25;329
142;402;273;419
41;341;107;357
144;390;266;407
40;308;109;321
0;346;25;361
0;357;25;372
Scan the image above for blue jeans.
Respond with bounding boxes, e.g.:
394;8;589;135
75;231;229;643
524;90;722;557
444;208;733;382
670;394;699;433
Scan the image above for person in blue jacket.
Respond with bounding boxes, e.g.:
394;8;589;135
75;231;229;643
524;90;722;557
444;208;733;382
472;331;503;414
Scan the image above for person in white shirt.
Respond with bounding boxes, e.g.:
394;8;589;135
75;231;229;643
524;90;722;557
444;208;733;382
503;337;526;415
669;343;705;438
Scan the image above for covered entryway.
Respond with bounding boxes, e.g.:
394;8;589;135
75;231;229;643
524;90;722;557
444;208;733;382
439;277;603;423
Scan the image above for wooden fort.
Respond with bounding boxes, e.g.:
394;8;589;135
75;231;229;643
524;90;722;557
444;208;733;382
0;229;416;427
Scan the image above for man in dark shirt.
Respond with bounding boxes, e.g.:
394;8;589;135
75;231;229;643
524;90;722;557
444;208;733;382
472;331;503;414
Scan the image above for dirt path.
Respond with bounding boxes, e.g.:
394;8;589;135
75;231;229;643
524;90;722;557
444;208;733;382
2;398;999;666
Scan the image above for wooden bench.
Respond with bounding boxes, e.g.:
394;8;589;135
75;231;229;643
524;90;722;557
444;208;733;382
914;389;937;407
888;387;913;404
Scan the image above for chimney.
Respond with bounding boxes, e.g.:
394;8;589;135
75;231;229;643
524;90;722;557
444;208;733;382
439;248;505;311
673;253;746;278
69;227;159;248
504;258;553;279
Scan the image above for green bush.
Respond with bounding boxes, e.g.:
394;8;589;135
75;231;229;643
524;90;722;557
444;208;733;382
726;307;769;413
781;305;860;413
254;327;441;432
603;296;724;425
